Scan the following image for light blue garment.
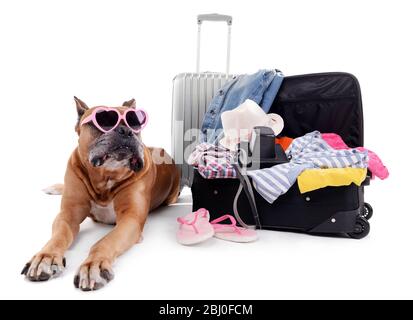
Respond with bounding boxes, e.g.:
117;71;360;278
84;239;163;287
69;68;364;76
247;131;369;203
201;69;284;144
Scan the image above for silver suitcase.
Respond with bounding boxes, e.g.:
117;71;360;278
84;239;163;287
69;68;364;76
171;14;238;187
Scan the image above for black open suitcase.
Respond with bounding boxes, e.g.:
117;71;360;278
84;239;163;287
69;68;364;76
191;72;373;239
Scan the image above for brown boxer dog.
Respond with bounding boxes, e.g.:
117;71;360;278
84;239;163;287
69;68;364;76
21;97;180;291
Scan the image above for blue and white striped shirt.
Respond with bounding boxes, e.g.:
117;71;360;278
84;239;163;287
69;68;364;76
247;131;369;203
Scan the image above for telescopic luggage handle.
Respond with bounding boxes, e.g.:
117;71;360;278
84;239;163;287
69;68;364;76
197;13;232;24
196;13;233;75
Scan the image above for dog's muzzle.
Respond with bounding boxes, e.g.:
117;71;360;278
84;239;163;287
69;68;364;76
88;125;144;171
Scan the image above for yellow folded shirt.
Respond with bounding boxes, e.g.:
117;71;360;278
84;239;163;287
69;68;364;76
297;168;367;193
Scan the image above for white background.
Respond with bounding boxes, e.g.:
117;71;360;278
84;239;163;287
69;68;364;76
0;0;411;300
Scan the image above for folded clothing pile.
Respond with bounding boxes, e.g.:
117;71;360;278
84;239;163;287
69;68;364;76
190;69;388;204
189;130;389;203
247;131;369;203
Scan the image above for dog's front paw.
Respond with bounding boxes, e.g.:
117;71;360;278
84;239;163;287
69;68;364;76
74;258;114;291
21;253;66;282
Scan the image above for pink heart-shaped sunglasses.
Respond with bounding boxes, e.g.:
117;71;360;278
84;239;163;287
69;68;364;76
80;107;148;133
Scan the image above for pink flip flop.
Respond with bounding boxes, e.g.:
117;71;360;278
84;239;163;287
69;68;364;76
210;215;258;243
176;208;214;245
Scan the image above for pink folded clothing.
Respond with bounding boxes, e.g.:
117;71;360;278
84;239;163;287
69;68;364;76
187;143;237;179
321;133;389;180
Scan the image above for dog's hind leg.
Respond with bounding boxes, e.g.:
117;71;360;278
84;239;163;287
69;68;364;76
42;183;64;195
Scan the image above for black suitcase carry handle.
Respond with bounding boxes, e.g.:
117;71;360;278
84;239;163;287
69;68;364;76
233;164;262;229
232;126;290;229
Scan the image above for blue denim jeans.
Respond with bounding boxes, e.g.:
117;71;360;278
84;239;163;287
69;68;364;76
201;69;284;144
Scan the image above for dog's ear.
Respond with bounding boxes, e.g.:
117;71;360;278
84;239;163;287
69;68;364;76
74;96;89;117
74;96;89;134
122;98;136;109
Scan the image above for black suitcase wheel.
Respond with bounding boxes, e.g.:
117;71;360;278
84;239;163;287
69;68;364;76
360;202;373;220
348;217;370;239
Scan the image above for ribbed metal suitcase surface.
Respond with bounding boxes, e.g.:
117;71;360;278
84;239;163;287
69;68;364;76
171;72;235;187
171;14;235;187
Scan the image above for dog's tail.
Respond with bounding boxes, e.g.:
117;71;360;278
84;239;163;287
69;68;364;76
42;183;64;195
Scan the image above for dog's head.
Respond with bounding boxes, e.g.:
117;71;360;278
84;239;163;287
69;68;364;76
74;97;145;172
